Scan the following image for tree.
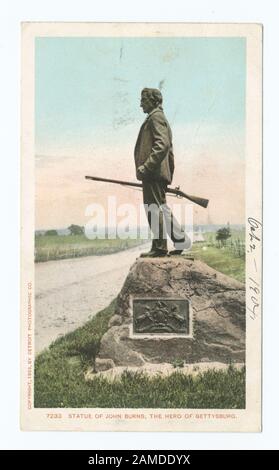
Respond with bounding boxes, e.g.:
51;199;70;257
68;224;84;236
45;229;58;236
216;227;231;246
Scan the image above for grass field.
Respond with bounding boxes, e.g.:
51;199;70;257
35;234;145;262
186;244;245;283
34;300;245;409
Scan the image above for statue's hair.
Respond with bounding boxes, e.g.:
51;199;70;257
141;88;163;106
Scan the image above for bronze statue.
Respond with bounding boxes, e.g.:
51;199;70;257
135;88;191;257
86;89;209;256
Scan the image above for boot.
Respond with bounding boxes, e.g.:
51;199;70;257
168;249;183;256
140;250;168;258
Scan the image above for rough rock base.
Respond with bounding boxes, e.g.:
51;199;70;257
95;258;245;371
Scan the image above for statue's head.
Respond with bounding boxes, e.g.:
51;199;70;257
140;88;163;114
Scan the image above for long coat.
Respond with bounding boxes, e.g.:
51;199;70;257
134;107;175;185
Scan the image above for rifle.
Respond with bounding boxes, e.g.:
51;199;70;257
85;175;209;209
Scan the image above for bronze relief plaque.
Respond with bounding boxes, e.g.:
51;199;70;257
132;298;190;335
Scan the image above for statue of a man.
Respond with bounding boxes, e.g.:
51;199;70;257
134;88;190;257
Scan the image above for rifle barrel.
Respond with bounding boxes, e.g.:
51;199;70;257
85;175;142;188
85;176;209;209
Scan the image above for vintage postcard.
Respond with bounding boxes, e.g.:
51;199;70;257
21;22;262;431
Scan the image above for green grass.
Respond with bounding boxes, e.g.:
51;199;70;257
187;243;245;283
34;300;245;409
35;234;145;262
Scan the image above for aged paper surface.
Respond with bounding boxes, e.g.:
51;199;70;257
21;22;262;431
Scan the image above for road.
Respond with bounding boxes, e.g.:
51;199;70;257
35;243;149;354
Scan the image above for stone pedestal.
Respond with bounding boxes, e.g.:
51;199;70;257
95;258;245;371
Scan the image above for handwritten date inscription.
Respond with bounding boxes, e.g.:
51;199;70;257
247;217;262;254
247;217;262;320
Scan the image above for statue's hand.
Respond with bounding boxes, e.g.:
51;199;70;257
137;165;147;180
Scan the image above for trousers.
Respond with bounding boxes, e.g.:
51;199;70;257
142;180;191;252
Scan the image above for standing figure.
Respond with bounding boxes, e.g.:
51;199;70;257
134;88;191;257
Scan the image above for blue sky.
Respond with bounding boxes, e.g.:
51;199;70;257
35;37;246;152
35;37;246;228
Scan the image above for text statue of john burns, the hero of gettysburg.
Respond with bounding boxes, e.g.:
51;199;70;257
134;88;191;257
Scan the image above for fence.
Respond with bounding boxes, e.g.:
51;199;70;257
203;234;245;258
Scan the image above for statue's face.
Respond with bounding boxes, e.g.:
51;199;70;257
140;93;154;114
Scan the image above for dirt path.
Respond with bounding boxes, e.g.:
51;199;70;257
35;244;149;354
